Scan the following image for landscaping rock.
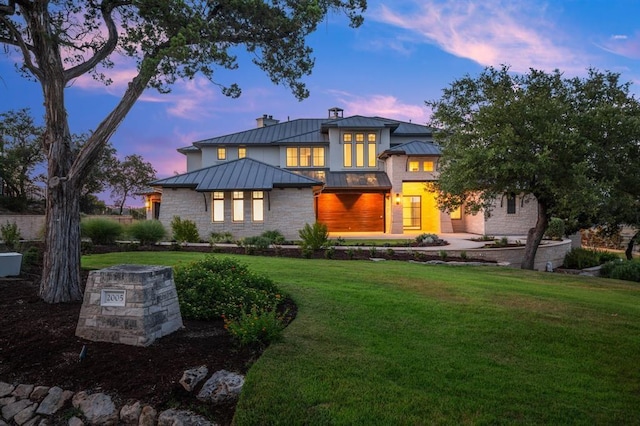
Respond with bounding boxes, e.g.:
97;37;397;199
13;384;34;400
158;409;215;426
28;387;49;403
139;405;157;426
13;402;37;425
72;391;118;425
120;401;142;424
2;399;33;422
68;417;84;426
0;383;14;398
180;366;209;392
196;370;244;404
35;387;73;416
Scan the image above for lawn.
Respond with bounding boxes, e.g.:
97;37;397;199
82;252;640;425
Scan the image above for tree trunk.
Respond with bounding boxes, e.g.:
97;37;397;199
626;231;639;260
39;180;83;302
521;201;549;270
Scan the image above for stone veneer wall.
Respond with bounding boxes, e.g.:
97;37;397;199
76;264;183;347
0;215;134;240
158;187;316;240
442;239;572;271
484;195;538;236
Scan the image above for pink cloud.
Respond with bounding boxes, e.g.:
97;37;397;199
374;0;586;74
329;90;430;123
598;33;640;60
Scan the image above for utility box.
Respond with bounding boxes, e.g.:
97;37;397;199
76;264;183;347
0;252;22;277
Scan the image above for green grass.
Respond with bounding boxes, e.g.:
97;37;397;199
82;252;640;425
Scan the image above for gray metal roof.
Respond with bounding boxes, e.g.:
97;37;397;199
324;172;392;190
381;140;442;158
150;158;323;191
177;145;201;154
320;116;395;130
194;118;330;146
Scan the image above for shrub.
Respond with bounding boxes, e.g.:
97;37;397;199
210;232;235;244
601;259;640;282
127;220;166;245
170;216;200;243
241;236;271;251
173;255;284;320
545;218;565;240
224;306;287;348
21;245;41;271
324;246;335;259
260;230;286;245
563;248;623;270
298;222;329;251
0;221;21;251
415;233;443;246
80;218;123;245
439;250;448;260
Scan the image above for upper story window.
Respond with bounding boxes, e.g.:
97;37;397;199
238;147;246;159
343;132;377;168
217;147;226;160
286;147;325;167
408;160;435;172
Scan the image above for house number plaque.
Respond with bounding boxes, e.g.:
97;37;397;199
100;289;126;307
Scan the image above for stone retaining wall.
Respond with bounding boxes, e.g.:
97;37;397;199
0;215;134;241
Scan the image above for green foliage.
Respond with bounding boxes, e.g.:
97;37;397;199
324;246;335;259
438;250;448;260
224;306;287;348
241;236;272;251
20;245;41;270
170;216;200;243
562;248;617;269
0;221;21;251
109;154;157;215
210;232;235;244
600;259;640;282
298;222;329;251
127;220;166;245
545;218;566;240
260;230;286;245
428;66;640;269
173;255;284;321
415;233;443;246
80;218;123;245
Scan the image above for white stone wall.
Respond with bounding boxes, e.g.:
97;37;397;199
158;187;315;241
484;194;538;236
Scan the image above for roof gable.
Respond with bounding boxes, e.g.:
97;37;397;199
381;140;441;158
151;158;323;191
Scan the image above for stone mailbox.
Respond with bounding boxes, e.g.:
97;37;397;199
76;264;183;347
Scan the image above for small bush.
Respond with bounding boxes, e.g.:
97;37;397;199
260;230;286;245
563;248;623;270
601;259;640;282
21;245;41;271
369;246;377;257
346;248;355;260
170;216;200;243
459;251;468;260
224;306;287;348
1;221;21;251
439;250;448;260
210;232;235;244
415;233;444;246
298;222;329;251
241;236;271;251
127;220;166;245
545;218;565;240
173;255;284;321
324;246;335;259
81;218;123;245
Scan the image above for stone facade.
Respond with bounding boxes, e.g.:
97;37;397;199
76;265;183;347
157;187;316;241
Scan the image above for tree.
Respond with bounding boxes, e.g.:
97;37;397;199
0;108;45;206
0;0;366;302
427;66;640;269
78;141;118;214
110;154;156;215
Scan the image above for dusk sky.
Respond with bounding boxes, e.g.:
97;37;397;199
1;0;640;204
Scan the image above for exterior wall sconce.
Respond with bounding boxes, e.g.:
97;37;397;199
145;199;151;210
395;193;401;205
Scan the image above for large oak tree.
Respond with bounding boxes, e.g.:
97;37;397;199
428;66;640;269
0;0;366;302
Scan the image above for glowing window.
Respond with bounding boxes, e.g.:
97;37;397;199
217;147;226;160
238;147;246;158
299;147;311;167
423;161;434;172
409;161;420;172
313;147;325;167
232;191;244;222
286;147;298;167
252;191;264;222
212;192;224;222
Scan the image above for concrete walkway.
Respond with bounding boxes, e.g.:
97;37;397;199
328;232;523;251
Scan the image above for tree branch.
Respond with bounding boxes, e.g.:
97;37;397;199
0;14;41;79
0;0;15;16
64;0;129;82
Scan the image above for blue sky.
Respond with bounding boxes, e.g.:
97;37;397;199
1;0;639;195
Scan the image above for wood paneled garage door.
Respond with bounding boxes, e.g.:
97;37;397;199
317;193;384;232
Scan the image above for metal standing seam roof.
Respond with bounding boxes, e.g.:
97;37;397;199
382;140;442;157
193;118;331;146
150;158;323;191
324;172;392;190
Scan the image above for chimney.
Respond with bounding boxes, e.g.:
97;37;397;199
256;114;280;128
328;107;344;119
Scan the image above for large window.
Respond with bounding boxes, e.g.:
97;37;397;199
343;132;377;168
212;192;224;222
403;196;421;229
408;160;435;172
232;191;244;222
252;191;264;222
286;147;325;167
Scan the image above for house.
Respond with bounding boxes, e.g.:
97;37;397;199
147;108;538;240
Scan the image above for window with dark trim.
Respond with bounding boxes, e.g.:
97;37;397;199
507;193;516;214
